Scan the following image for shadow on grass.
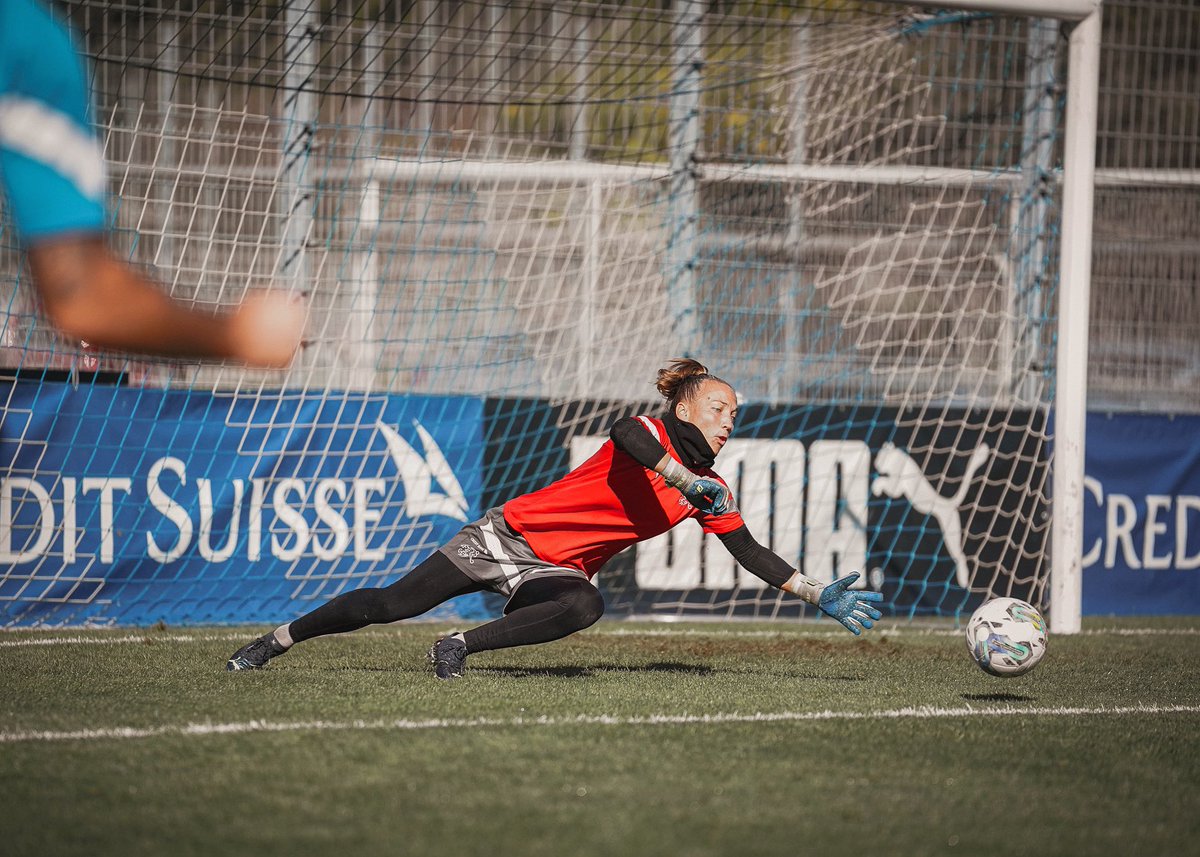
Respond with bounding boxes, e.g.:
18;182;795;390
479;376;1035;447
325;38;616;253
475;661;716;679
961;692;1036;703
310;662;868;683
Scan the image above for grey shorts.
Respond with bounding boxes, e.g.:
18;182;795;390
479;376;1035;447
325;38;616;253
439;506;591;598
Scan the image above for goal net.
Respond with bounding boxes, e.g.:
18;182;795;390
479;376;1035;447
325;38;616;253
0;1;1074;626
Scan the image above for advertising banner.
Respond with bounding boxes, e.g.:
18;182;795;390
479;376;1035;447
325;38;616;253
0;382;486;625
1082;413;1200;615
6;385;1193;625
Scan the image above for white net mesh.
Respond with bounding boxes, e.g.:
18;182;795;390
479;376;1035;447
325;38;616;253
6;0;1179;625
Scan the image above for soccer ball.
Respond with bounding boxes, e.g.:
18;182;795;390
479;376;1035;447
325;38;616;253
965;597;1047;677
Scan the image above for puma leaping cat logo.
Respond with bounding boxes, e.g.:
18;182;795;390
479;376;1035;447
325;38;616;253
376;420;469;521
871;443;991;589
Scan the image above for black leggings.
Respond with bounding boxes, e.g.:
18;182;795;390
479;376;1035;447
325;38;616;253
287;551;605;654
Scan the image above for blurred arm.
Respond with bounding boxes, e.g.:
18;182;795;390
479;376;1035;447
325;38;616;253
28;235;303;368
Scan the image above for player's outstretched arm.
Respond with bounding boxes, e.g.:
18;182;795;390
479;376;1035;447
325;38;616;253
716;526;884;634
28;235;305;368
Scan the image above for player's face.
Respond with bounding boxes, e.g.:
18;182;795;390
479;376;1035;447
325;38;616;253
675;380;738;456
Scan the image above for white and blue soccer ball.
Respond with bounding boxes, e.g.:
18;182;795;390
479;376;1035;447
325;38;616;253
965;597;1047;677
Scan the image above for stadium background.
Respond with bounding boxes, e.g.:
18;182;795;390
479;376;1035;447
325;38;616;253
0;0;1197;626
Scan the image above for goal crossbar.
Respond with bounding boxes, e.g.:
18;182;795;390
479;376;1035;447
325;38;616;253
376;158;1195;190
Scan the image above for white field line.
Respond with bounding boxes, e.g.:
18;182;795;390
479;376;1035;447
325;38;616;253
3;704;1199;745
0;626;1198;648
2;619;1200;648
0;634;212;647
596;627;1200;638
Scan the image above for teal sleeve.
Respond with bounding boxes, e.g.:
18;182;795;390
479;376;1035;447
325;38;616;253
0;0;106;243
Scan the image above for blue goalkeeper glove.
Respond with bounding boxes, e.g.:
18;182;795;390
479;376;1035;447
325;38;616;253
680;476;732;516
817;572;884;635
660;458;733;515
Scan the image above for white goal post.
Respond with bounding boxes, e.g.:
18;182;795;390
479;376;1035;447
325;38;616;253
892;0;1101;633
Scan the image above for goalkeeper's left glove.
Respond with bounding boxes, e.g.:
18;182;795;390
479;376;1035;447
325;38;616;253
783;570;884;635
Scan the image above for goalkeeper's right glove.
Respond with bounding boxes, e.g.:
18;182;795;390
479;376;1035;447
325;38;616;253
783;570;884;635
660;457;732;516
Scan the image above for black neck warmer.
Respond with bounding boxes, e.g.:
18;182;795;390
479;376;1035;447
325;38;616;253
663;411;716;469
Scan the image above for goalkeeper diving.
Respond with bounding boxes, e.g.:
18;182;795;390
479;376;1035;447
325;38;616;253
228;358;885;679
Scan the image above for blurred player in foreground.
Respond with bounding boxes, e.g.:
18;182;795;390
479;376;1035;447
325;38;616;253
0;0;303;368
228;358;885;679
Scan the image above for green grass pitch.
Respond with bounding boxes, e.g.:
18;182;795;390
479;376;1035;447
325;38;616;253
2;617;1198;857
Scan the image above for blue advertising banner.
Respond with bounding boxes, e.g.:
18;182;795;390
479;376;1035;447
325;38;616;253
1082;413;1200;615
5;384;1194;626
0;382;487;626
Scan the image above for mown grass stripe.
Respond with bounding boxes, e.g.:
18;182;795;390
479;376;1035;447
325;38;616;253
4;704;1198;744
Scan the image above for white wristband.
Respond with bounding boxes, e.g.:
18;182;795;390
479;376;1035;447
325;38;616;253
782;571;824;605
659;457;696;492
